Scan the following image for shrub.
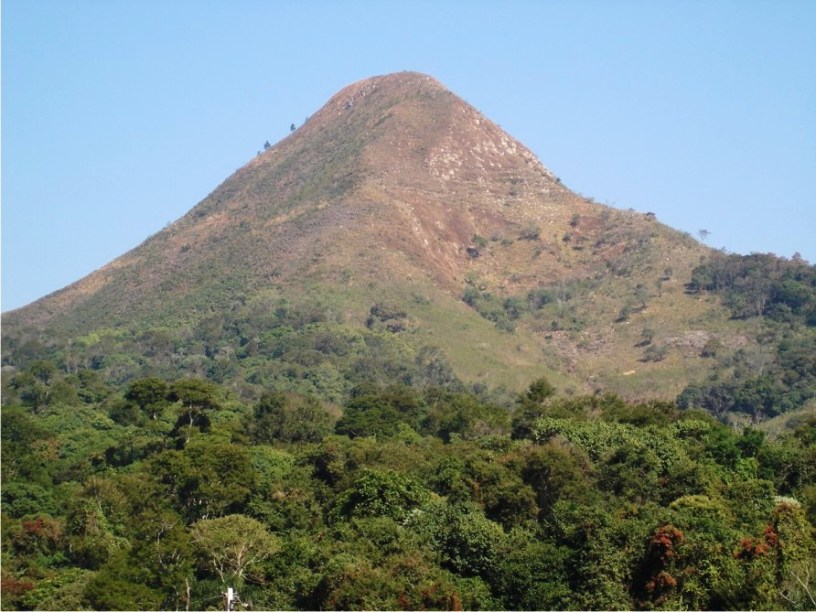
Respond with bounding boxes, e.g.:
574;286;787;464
519;225;541;241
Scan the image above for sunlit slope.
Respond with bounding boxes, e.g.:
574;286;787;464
4;71;737;396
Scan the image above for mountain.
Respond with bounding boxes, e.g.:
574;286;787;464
2;71;805;404
5;72;816;611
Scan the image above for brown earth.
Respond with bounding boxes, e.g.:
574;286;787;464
3;71;736;397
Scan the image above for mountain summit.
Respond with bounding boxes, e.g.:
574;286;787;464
3;76;814;612
14;72;575;320
4;72;724;396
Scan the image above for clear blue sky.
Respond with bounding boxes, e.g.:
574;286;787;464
3;0;815;312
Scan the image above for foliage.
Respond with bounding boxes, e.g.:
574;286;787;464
250;390;334;443
167;378;223;443
462;286;523;332
335;383;425;439
511;376;556;439
331;469;429;522
688;252;816;321
679;253;816;420
1;373;815;610
408;501;505;577
190;514;279;584
678;334;816;420
423;387;510;441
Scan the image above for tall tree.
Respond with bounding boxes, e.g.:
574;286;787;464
168;378;222;444
190;514;278;584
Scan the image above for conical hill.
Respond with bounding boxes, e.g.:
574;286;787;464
3;72;727;398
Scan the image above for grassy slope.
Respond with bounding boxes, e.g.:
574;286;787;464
2;72;758;402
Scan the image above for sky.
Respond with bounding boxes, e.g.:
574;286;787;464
3;0;815;312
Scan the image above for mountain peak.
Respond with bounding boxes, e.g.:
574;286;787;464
3;73;637;319
327;71;447;107
4;72;714;400
272;71;561;199
2;72;655;328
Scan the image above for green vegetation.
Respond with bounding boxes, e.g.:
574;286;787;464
680;253;816;422
2;372;815;610
455;251;816;424
2;70;815;608
688;252;816;322
2;252;814;608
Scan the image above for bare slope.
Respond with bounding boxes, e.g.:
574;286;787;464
3;72;733;396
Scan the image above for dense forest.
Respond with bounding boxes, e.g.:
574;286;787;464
2;368;815;610
2;251;815;610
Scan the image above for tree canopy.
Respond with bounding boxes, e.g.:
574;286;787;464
2;371;815;610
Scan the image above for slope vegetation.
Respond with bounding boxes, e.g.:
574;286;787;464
1;72;803;403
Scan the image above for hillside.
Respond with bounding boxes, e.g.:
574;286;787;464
3;71;816;612
1;72;810;405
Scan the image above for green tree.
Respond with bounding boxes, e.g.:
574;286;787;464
64;499;124;569
84;555;165;611
422;389;508;441
409;501;505;578
549;500;643;610
190;514;279;584
75;369;112;403
335;395;402;438
520;442;592;518
493;536;571;609
0;407;51;486
127;509;195;608
771;500;816;609
656;494;743;609
512;377;556;439
125;377;170;420
148;440;255;521
251;391;333;443
335;384;424;439
11;359;61;409
331;469;429;522
168;378;222;444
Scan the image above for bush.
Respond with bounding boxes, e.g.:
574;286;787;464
519;225;541;241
